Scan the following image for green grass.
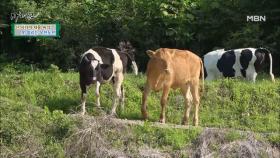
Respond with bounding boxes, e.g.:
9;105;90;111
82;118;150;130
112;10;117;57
0;65;279;156
0;66;279;133
224;130;246;142
0;97;75;157
132;122;203;150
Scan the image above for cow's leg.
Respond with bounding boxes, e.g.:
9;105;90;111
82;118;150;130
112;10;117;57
159;86;170;123
95;81;101;107
181;85;192;125
205;69;217;81
247;72;257;82
80;83;87;115
120;85;125;111
252;73;257;82
141;82;151;120
190;81;200;126
111;72;124;116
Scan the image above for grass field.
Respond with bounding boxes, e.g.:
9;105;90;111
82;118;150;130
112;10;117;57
1;66;279;132
0;65;279;157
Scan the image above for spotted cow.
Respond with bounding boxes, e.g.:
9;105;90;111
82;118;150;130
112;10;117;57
203;48;275;82
79;41;138;115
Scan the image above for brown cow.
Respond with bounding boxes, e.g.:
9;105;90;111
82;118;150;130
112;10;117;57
141;48;204;126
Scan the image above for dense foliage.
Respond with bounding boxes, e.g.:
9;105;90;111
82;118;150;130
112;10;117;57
1;0;280;74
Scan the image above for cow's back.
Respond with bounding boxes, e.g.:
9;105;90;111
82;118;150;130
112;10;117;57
92;47;115;65
170;50;202;88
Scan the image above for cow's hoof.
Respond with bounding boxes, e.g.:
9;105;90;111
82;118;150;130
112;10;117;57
142;114;148;120
193;120;199;126
142;117;148;120
182;121;189;126
159;119;165;123
182;118;189;126
193;122;199;127
141;111;148;120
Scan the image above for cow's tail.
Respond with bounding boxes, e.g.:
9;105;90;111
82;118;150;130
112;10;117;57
268;53;275;82
261;48;275;82
200;60;204;93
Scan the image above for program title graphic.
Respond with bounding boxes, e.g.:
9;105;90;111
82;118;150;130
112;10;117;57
11;23;60;37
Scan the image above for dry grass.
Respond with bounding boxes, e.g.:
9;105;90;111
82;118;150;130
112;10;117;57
64;115;129;157
191;129;279;158
64;114;280;158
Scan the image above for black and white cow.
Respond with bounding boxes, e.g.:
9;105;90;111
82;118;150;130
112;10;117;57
79;41;138;115
203;48;275;82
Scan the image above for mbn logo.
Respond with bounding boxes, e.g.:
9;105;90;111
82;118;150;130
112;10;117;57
247;15;266;22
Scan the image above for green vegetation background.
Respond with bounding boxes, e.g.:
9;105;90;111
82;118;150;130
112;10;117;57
1;0;280;74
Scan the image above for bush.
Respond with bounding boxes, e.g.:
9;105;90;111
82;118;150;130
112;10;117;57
1;0;279;75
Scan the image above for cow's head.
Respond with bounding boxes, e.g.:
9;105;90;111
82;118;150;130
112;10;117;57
80;54;101;83
255;48;275;82
118;41;138;75
146;48;174;74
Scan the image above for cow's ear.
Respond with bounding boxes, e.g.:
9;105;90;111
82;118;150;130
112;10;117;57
84;56;90;63
170;49;176;58
146;50;156;58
